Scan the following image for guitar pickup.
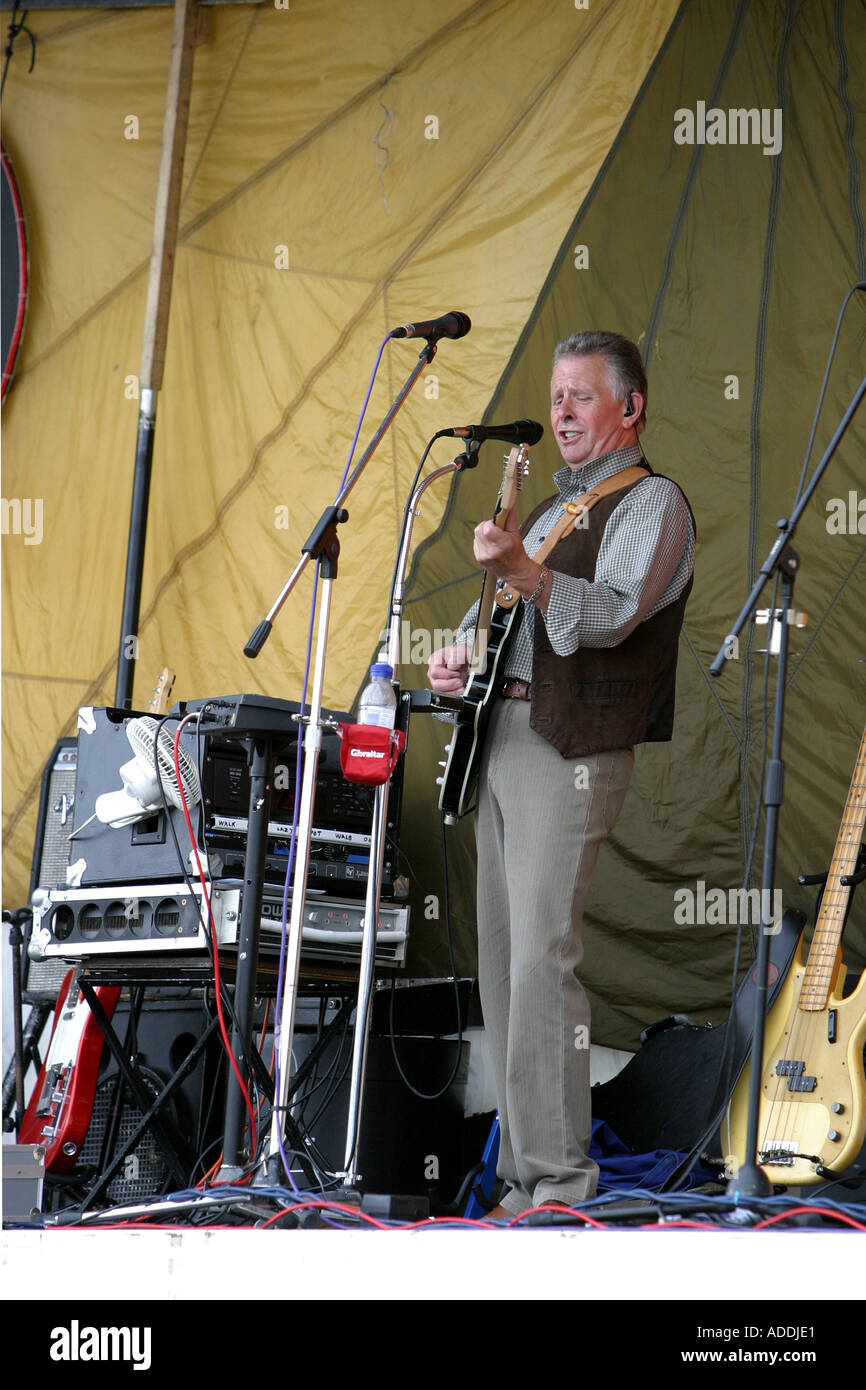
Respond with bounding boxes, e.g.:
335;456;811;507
775;1058;817;1092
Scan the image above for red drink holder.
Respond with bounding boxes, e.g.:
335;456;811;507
339;723;405;785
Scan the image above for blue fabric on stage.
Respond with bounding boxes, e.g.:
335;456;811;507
590;1117;716;1190
464;1114;718;1216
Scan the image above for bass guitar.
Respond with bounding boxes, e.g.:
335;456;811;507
723;722;866;1183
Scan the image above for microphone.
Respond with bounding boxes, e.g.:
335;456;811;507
437;419;544;447
389;311;471;341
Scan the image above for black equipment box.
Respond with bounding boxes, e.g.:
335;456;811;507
191;694;407;900
65;696;407;901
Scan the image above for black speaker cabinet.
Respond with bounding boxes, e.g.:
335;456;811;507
291;1033;470;1201
25;739;78;1000
73;992;218;1205
29;738;77;894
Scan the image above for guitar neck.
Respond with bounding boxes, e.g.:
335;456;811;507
800;722;866;1010
469;445;528;677
149;667;176;717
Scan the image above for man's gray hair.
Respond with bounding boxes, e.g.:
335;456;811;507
552;331;648;431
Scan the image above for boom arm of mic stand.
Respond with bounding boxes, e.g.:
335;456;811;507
709;531;799;677
711;370;866;678
245;508;348;658
244;343;438;659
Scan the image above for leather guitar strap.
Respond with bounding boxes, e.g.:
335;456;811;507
495;465;649;610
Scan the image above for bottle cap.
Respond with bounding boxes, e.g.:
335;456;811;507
369;663;393;679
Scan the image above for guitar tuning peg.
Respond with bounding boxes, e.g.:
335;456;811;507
438;760;447;768
435;776;444;786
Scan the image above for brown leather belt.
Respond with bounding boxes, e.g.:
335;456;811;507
501;678;531;701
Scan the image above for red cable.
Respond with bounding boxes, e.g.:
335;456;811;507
173;718;258;1161
752;1204;866;1233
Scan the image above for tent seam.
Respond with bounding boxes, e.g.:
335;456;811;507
835;0;866;281
679;627;740;744
741;0;800;869
179;4;262;217
183;241;380;282
642;0;751;371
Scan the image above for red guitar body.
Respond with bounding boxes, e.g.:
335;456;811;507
19;970;121;1172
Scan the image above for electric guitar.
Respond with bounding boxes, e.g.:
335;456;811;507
436;455;648;821
18;667;175;1172
148;666;176;717
18;969;121;1171
723;723;866;1184
438;445;530;821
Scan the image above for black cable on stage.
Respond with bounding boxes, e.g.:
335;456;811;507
299;1009;355;1139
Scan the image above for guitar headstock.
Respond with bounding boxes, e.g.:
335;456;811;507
498;443;530;513
148;667;176;717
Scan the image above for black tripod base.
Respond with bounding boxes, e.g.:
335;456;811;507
359;1190;429;1221
726;1162;773;1197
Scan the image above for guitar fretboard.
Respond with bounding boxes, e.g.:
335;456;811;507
800;723;866;1010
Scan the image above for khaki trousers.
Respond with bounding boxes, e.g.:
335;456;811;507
475;698;634;1213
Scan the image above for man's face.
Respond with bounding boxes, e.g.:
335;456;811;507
549;354;628;469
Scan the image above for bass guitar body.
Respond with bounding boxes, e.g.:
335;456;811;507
724;721;866;1185
722;940;866;1184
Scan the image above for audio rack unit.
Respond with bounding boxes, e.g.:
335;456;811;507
31;881;240;958
196;694;407;900
255;891;409;967
30;880;408;968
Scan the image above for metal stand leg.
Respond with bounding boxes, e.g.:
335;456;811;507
261;575;335;1182
218;736;271;1179
341;778;390;1184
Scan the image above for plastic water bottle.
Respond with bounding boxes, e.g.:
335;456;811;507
358;662;397;729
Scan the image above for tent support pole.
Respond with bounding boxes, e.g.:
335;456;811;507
115;0;199;709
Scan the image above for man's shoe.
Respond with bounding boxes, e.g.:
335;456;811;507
480;1203;516;1221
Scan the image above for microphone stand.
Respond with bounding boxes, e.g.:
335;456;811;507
246;342;438;1188
712;370;866;1196
338;441;481;1189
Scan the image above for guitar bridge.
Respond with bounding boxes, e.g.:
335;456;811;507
759;1140;798;1165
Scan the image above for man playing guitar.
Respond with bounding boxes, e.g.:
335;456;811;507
428;331;695;1218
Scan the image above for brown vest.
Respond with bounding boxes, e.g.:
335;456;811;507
520;474;694;758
